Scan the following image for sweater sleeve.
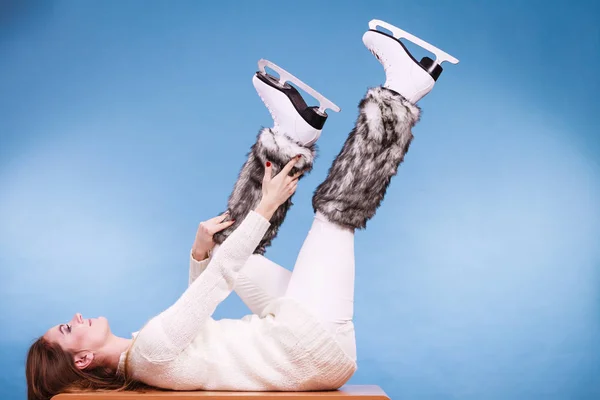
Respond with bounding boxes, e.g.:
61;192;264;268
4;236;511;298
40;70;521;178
189;252;211;287
141;210;271;360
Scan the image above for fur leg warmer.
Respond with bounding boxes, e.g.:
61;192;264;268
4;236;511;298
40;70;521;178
213;128;316;254
312;87;421;230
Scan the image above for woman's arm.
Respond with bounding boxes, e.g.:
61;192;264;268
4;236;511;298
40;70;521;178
138;158;302;360
189;251;211;287
188;212;233;286
188;212;234;286
156;208;272;353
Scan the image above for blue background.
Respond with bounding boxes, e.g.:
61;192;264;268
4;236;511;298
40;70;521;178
1;0;599;399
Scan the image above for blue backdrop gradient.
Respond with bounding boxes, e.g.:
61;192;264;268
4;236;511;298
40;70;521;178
1;1;599;399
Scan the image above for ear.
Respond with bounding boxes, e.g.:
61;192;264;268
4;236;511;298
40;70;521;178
73;351;94;370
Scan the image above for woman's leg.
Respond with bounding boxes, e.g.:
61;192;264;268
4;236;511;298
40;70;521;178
285;25;440;360
285;87;419;360
213;63;337;255
234;253;291;315
284;213;357;360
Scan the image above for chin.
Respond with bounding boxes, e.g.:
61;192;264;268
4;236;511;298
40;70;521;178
95;316;111;334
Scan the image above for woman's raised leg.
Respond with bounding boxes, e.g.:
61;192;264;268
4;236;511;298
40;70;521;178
209;62;340;312
213;62;337;255
284;213;357;360
284;86;420;361
285;23;451;360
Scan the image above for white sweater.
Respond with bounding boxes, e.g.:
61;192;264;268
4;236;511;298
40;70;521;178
117;211;357;391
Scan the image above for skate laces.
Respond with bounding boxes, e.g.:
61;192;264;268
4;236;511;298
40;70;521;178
257;91;280;131
369;44;393;87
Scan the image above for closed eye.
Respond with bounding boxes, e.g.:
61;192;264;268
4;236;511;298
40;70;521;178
60;324;72;335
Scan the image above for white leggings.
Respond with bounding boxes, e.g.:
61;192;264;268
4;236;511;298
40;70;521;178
220;212;356;361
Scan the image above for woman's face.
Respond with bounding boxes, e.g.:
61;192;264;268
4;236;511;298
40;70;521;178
43;313;111;360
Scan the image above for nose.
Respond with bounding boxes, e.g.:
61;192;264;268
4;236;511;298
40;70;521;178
72;313;84;325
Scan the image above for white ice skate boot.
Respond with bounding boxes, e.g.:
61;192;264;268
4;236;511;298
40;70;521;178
252;59;340;147
363;19;459;103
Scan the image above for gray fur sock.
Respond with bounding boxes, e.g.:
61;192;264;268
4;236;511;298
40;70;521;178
312;87;421;230
213;127;316;254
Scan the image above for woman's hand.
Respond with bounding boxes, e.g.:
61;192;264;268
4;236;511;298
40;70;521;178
191;212;235;261
256;156;303;220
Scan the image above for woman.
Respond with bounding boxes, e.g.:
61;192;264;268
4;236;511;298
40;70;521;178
26;23;444;399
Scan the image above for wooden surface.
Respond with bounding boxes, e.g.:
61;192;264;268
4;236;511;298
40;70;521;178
52;385;389;399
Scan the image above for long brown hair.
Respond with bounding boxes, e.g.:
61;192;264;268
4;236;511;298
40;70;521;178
25;336;148;400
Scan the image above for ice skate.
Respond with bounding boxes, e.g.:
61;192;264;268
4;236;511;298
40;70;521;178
213;60;339;254
363;19;459;103
253;59;340;147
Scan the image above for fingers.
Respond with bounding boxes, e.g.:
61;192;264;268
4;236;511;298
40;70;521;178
201;211;232;236
263;161;273;185
272;156;303;183
287;179;298;194
281;155;302;176
213;219;236;233
203;218;235;235
291;170;304;180
208;211;230;224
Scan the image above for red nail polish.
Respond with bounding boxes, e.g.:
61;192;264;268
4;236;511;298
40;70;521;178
266;161;271;167
296;155;302;159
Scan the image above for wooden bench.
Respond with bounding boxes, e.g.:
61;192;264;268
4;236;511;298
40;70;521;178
52;385;389;399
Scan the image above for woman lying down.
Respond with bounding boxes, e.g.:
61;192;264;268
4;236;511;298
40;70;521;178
26;21;445;399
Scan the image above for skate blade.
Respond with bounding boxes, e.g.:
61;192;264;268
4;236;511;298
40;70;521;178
257;59;341;114
368;19;459;67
